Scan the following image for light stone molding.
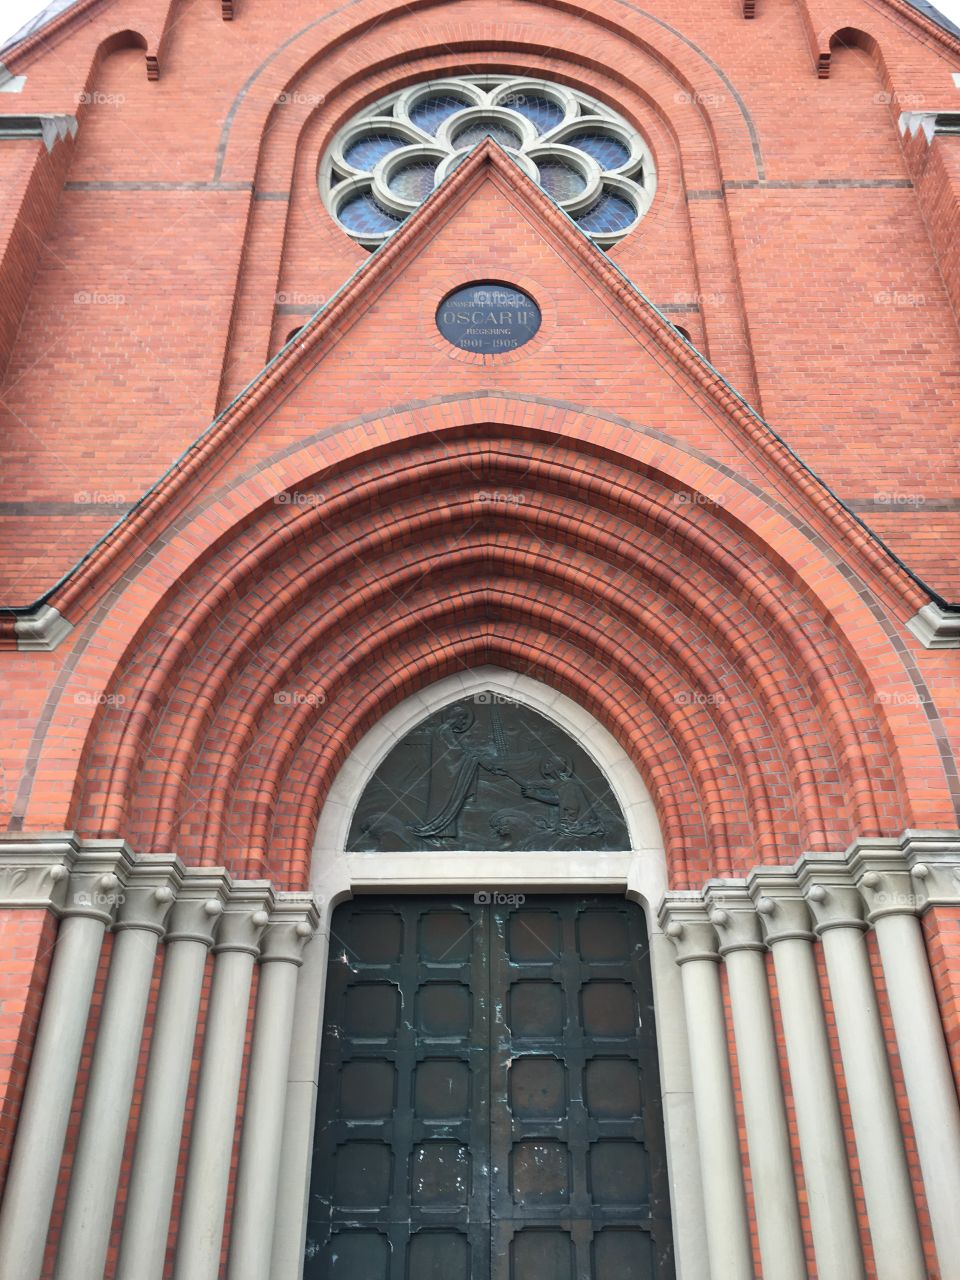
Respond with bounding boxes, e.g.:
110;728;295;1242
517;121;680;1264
659;894;722;963
905;600;960;647
260;894;320;965
112;854;182;935
214;881;274;955
747;869;816;942
164;865;231;945
61;841;136;926
796;853;868;934
14;603;74;650
704;882;766;955
0;837;75;911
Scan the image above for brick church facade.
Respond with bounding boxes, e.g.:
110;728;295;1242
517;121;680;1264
0;0;959;1276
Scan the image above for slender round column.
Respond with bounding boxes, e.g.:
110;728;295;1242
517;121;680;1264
753;882;865;1280
662;900;752;1280
227;898;318;1280
804;879;925;1280
116;871;228;1280
54;860;179;1280
708;892;805;1280
172;885;271;1280
859;860;960;1271
0;852;128;1280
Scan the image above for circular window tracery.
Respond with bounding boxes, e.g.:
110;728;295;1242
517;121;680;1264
320;76;655;250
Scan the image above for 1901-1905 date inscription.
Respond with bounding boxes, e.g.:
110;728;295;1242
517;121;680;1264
437;282;541;353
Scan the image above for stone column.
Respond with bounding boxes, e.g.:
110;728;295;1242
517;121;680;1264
801;863;925;1280
172;883;272;1280
856;843;960;1273
116;868;230;1280
0;843;131;1280
660;895;753;1280
706;886;806;1280
750;872;864;1280
269;895;335;1280
54;856;181;1280
227;895;319;1280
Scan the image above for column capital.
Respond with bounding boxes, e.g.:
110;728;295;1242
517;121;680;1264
214;881;273;956
747;869;815;943
843;846;919;923
659;893;721;964
794;854;866;934
0;836;78;912
164;866;232;947
704;882;766;955
897;834;960;914
62;841;136;925
259;893;321;966
113;854;184;936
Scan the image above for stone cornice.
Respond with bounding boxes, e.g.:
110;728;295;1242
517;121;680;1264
659;894;722;964
259;893;321;966
906;601;960;648
213;881;273;956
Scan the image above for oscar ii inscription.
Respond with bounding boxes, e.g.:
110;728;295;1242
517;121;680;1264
436;282;541;354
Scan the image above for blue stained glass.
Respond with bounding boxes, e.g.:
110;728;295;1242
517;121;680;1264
573;188;637;234
537;160;587;201
452;119;522;150
343;132;407;171
409;94;470;135
500;93;565;133
566;131;631;169
388;161;437;201
337;190;406;235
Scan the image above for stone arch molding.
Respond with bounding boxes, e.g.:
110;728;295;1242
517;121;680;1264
311;667;666;892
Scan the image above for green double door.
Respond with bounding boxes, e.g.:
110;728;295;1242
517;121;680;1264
306;895;674;1279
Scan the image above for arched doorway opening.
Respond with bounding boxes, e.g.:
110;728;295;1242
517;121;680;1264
281;670;705;1279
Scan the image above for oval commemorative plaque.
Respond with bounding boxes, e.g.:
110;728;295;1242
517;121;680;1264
437;282;541;354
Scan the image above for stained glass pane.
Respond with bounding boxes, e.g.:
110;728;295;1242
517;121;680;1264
452;120;522;150
573;188;637;234
388;161;437;201
337;190;406;235
409;94;470;135
537;160;587;201
343;132;407;171
566;131;631;169
501;93;565;133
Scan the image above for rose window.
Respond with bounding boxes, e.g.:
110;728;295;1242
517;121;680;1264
320;76;655;250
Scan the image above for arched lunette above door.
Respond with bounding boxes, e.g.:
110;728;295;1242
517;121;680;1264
347;694;630;852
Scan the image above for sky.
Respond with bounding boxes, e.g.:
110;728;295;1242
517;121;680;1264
2;0;960;66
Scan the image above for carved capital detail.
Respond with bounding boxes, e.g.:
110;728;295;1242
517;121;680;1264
163;867;232;947
113;855;183;936
214;881;274;956
659;893;721;964
259;892;321;966
704;882;765;955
